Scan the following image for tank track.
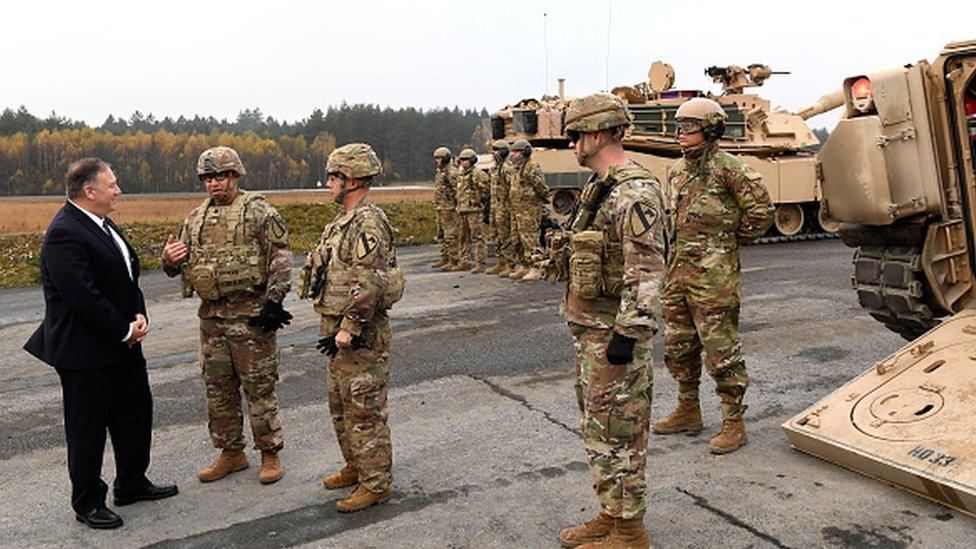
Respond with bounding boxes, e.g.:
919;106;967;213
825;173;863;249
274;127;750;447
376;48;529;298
755;231;840;245
851;246;940;340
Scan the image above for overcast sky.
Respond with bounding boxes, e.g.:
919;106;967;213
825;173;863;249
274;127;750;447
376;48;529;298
2;0;973;130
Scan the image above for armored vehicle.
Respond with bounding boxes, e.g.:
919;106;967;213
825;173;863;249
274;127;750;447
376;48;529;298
490;62;845;237
784;39;976;517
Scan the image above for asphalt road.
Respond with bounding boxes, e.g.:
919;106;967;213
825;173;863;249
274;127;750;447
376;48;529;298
0;241;971;548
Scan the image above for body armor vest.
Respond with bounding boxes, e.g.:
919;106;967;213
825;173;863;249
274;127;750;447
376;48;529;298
185;191;267;301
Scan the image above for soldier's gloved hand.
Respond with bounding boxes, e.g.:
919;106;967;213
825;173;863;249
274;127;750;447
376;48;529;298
606;332;636;365
316;333;366;357
317;334;339;357
249;300;293;333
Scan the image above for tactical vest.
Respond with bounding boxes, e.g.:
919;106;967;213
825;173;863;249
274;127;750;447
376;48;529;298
568;163;654;300
310;204;403;316
184;191;267;301
456;168;482;213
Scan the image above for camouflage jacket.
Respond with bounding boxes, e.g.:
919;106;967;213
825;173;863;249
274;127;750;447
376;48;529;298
509;158;549;209
667;148;774;271
490;159;512;211
164;190;292;319
562;161;666;340
308;198;396;336
433;165;458;211
456;166;489;213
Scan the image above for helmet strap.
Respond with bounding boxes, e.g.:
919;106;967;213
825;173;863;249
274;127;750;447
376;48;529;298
576;131;615;165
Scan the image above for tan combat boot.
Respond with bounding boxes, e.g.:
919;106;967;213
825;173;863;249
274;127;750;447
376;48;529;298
651;399;703;435
521;267;545;281
471;264;485;274
440;261;458;272
708;418;747;454
453;262;473;272
431;258;446;269
336;485;391;513
497;264;513;277
484;262;503;275
258;451;283;484
560;512;615;548
197;450;249;483
578;517;651;549
323;465;358;490
508;264;528;279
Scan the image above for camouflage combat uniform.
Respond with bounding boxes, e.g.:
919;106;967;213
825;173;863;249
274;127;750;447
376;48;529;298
664;145;774;421
508;157;549;266
456;163;489;268
306;198;399;493
489;157;513;267
168;190;292;453
562;161;667;519
433;163;460;265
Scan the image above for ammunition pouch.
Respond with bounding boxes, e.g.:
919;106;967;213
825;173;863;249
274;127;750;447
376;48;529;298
187;244;266;301
568;230;623;299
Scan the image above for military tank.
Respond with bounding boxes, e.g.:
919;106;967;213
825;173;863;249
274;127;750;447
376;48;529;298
784;39;976;518
489;62;846;239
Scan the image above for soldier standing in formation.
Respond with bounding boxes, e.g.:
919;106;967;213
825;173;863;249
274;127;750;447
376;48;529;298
432;147;460;270
559;93;665;549
161;147;293;485
455;148;490;272
301;143;404;512
652;97;774;454
485;139;514;276
507;139;549;281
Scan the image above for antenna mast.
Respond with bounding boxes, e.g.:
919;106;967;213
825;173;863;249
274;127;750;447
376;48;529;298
605;0;612;90
544;12;550;96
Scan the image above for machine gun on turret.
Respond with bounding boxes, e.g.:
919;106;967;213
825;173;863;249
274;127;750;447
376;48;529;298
705;64;790;94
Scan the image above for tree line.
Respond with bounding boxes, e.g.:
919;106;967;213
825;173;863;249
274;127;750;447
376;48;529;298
0;104;489;196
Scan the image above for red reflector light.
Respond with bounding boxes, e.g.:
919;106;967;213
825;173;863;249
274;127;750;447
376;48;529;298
851;77;872;100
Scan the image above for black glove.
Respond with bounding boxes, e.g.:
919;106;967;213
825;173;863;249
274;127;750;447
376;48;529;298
249;300;293;333
606;332;636;365
316;333;366;357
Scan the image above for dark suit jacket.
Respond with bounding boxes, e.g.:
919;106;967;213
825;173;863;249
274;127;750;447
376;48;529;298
24;202;147;370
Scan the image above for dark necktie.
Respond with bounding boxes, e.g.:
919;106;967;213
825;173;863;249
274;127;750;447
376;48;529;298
102;220;130;275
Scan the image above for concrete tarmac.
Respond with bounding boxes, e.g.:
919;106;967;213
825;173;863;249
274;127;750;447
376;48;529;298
0;241;970;548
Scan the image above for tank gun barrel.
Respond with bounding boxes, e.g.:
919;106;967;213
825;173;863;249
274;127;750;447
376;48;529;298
794;89;845;120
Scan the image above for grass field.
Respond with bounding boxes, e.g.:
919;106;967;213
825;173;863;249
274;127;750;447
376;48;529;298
0;193;437;288
0;186;434;234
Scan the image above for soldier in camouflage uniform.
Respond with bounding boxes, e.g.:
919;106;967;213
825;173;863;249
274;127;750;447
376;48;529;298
299;143;404;513
652;97;774;455
455;148;490;272
558;94;665;549
161;147;293;485
432;147;461;270
486;140;514;275
507;139;549;280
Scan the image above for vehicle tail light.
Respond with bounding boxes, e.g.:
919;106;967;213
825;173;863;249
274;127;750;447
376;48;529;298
850;77;874;113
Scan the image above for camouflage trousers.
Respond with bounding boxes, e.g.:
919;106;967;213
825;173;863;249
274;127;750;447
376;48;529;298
437;209;459;263
490;205;513;265
571;323;653;519
509;204;541;265
325;317;393;493
199;317;283;452
457;211;486;267
662;275;749;420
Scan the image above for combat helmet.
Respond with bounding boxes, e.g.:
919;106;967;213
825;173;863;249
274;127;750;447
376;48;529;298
510;139;532;157
491;139;509;151
327;143;382;180
563;93;633;134
675;97;727;139
197;146;246;176
433;147;453;159
458;148;478;162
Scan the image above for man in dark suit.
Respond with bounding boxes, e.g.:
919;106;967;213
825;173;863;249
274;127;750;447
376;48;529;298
24;157;177;529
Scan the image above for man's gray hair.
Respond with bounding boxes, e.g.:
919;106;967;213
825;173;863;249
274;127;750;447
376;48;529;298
65;158;110;199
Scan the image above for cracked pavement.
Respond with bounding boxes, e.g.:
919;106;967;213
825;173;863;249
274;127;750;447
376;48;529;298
0;241;972;548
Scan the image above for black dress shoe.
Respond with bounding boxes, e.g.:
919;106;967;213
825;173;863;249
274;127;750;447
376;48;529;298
114;483;179;506
75;507;123;529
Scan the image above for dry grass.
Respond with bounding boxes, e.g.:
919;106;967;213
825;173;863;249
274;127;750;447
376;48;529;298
0;187;433;234
0;198;437;288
